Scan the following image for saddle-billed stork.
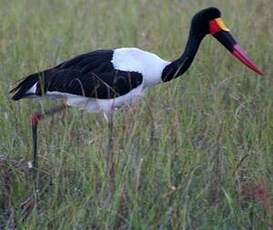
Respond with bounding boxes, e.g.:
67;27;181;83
10;7;263;171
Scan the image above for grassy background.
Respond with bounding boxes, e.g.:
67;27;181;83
0;0;272;229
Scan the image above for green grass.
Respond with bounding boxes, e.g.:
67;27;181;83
0;0;273;229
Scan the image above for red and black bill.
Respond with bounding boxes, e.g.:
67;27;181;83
209;18;264;75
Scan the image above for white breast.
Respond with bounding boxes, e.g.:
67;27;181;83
111;48;170;87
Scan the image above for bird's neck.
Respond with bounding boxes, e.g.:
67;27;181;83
162;31;205;82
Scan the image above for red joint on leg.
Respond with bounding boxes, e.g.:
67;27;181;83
31;112;43;126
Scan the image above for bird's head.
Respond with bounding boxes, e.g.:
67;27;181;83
191;7;264;75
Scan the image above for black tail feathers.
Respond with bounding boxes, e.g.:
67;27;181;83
9;73;41;100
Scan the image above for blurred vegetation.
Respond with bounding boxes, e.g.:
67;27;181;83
0;0;272;229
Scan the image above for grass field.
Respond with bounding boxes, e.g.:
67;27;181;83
0;0;272;229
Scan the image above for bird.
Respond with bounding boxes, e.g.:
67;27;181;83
10;7;263;171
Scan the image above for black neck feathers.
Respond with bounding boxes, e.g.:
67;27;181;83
162;7;220;82
161;33;204;82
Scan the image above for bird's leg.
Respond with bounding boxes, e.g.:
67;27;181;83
31;112;42;170
106;112;115;188
21;104;66;219
31;105;67;170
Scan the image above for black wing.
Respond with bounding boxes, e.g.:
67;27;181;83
10;49;143;100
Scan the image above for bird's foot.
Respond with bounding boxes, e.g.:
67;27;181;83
20;194;35;219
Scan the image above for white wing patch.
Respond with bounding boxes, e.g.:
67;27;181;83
26;82;38;94
111;48;170;87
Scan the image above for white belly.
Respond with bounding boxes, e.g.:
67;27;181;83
62;83;144;113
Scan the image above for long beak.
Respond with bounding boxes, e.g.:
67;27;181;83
212;31;264;75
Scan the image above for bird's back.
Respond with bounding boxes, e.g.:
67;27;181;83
112;48;170;87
